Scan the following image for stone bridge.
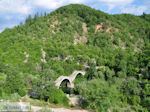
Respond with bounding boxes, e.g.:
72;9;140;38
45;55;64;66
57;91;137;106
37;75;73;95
55;70;86;88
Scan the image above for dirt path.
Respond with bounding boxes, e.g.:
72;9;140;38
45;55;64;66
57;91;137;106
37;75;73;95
51;108;88;112
31;106;42;112
31;106;89;112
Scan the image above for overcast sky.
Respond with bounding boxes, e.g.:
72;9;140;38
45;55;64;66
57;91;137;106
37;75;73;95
0;0;150;32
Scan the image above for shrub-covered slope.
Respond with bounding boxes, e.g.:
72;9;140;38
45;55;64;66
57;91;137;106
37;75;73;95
0;4;149;111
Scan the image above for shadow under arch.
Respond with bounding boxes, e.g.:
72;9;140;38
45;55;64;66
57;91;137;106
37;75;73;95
75;73;84;79
59;79;72;94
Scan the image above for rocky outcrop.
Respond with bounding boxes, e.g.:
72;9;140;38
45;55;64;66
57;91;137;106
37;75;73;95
74;23;88;45
23;52;29;63
74;33;88;45
41;49;47;63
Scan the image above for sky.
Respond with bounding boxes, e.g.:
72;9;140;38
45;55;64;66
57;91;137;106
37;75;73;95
0;0;150;32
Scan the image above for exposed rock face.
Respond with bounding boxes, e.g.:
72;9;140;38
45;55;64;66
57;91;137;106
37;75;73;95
23;52;29;63
95;23;105;33
106;27;119;33
74;33;88;45
49;17;61;34
41;49;47;63
64;55;74;61
51;56;61;61
95;23;119;33
74;23;88;45
35;63;42;72
82;23;88;34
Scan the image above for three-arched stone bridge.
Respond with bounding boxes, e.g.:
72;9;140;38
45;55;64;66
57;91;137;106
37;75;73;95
55;70;86;88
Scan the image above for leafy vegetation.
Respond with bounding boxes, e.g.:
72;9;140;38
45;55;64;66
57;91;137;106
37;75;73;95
0;4;149;111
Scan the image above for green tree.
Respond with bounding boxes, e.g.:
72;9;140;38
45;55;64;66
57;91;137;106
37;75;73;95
120;77;141;105
77;79;123;112
4;67;27;96
86;60;98;80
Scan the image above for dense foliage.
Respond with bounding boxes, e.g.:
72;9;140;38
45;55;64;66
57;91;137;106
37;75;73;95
0;4;149;111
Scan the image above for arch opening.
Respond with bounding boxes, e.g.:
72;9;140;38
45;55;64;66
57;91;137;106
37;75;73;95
75;73;84;79
74;73;84;84
74;73;85;95
59;79;72;94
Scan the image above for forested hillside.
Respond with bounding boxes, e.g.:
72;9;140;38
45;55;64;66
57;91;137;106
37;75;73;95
0;4;149;112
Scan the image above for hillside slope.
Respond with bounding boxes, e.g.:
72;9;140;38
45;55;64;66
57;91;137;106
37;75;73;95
0;4;149;112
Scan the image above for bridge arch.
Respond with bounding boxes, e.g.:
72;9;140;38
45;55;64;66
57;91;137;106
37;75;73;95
55;76;74;89
69;70;86;82
55;70;86;89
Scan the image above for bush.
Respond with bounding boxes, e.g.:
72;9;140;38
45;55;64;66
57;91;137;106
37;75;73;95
117;71;126;78
77;79;123;112
49;88;68;106
142;97;150;111
0;66;27;97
